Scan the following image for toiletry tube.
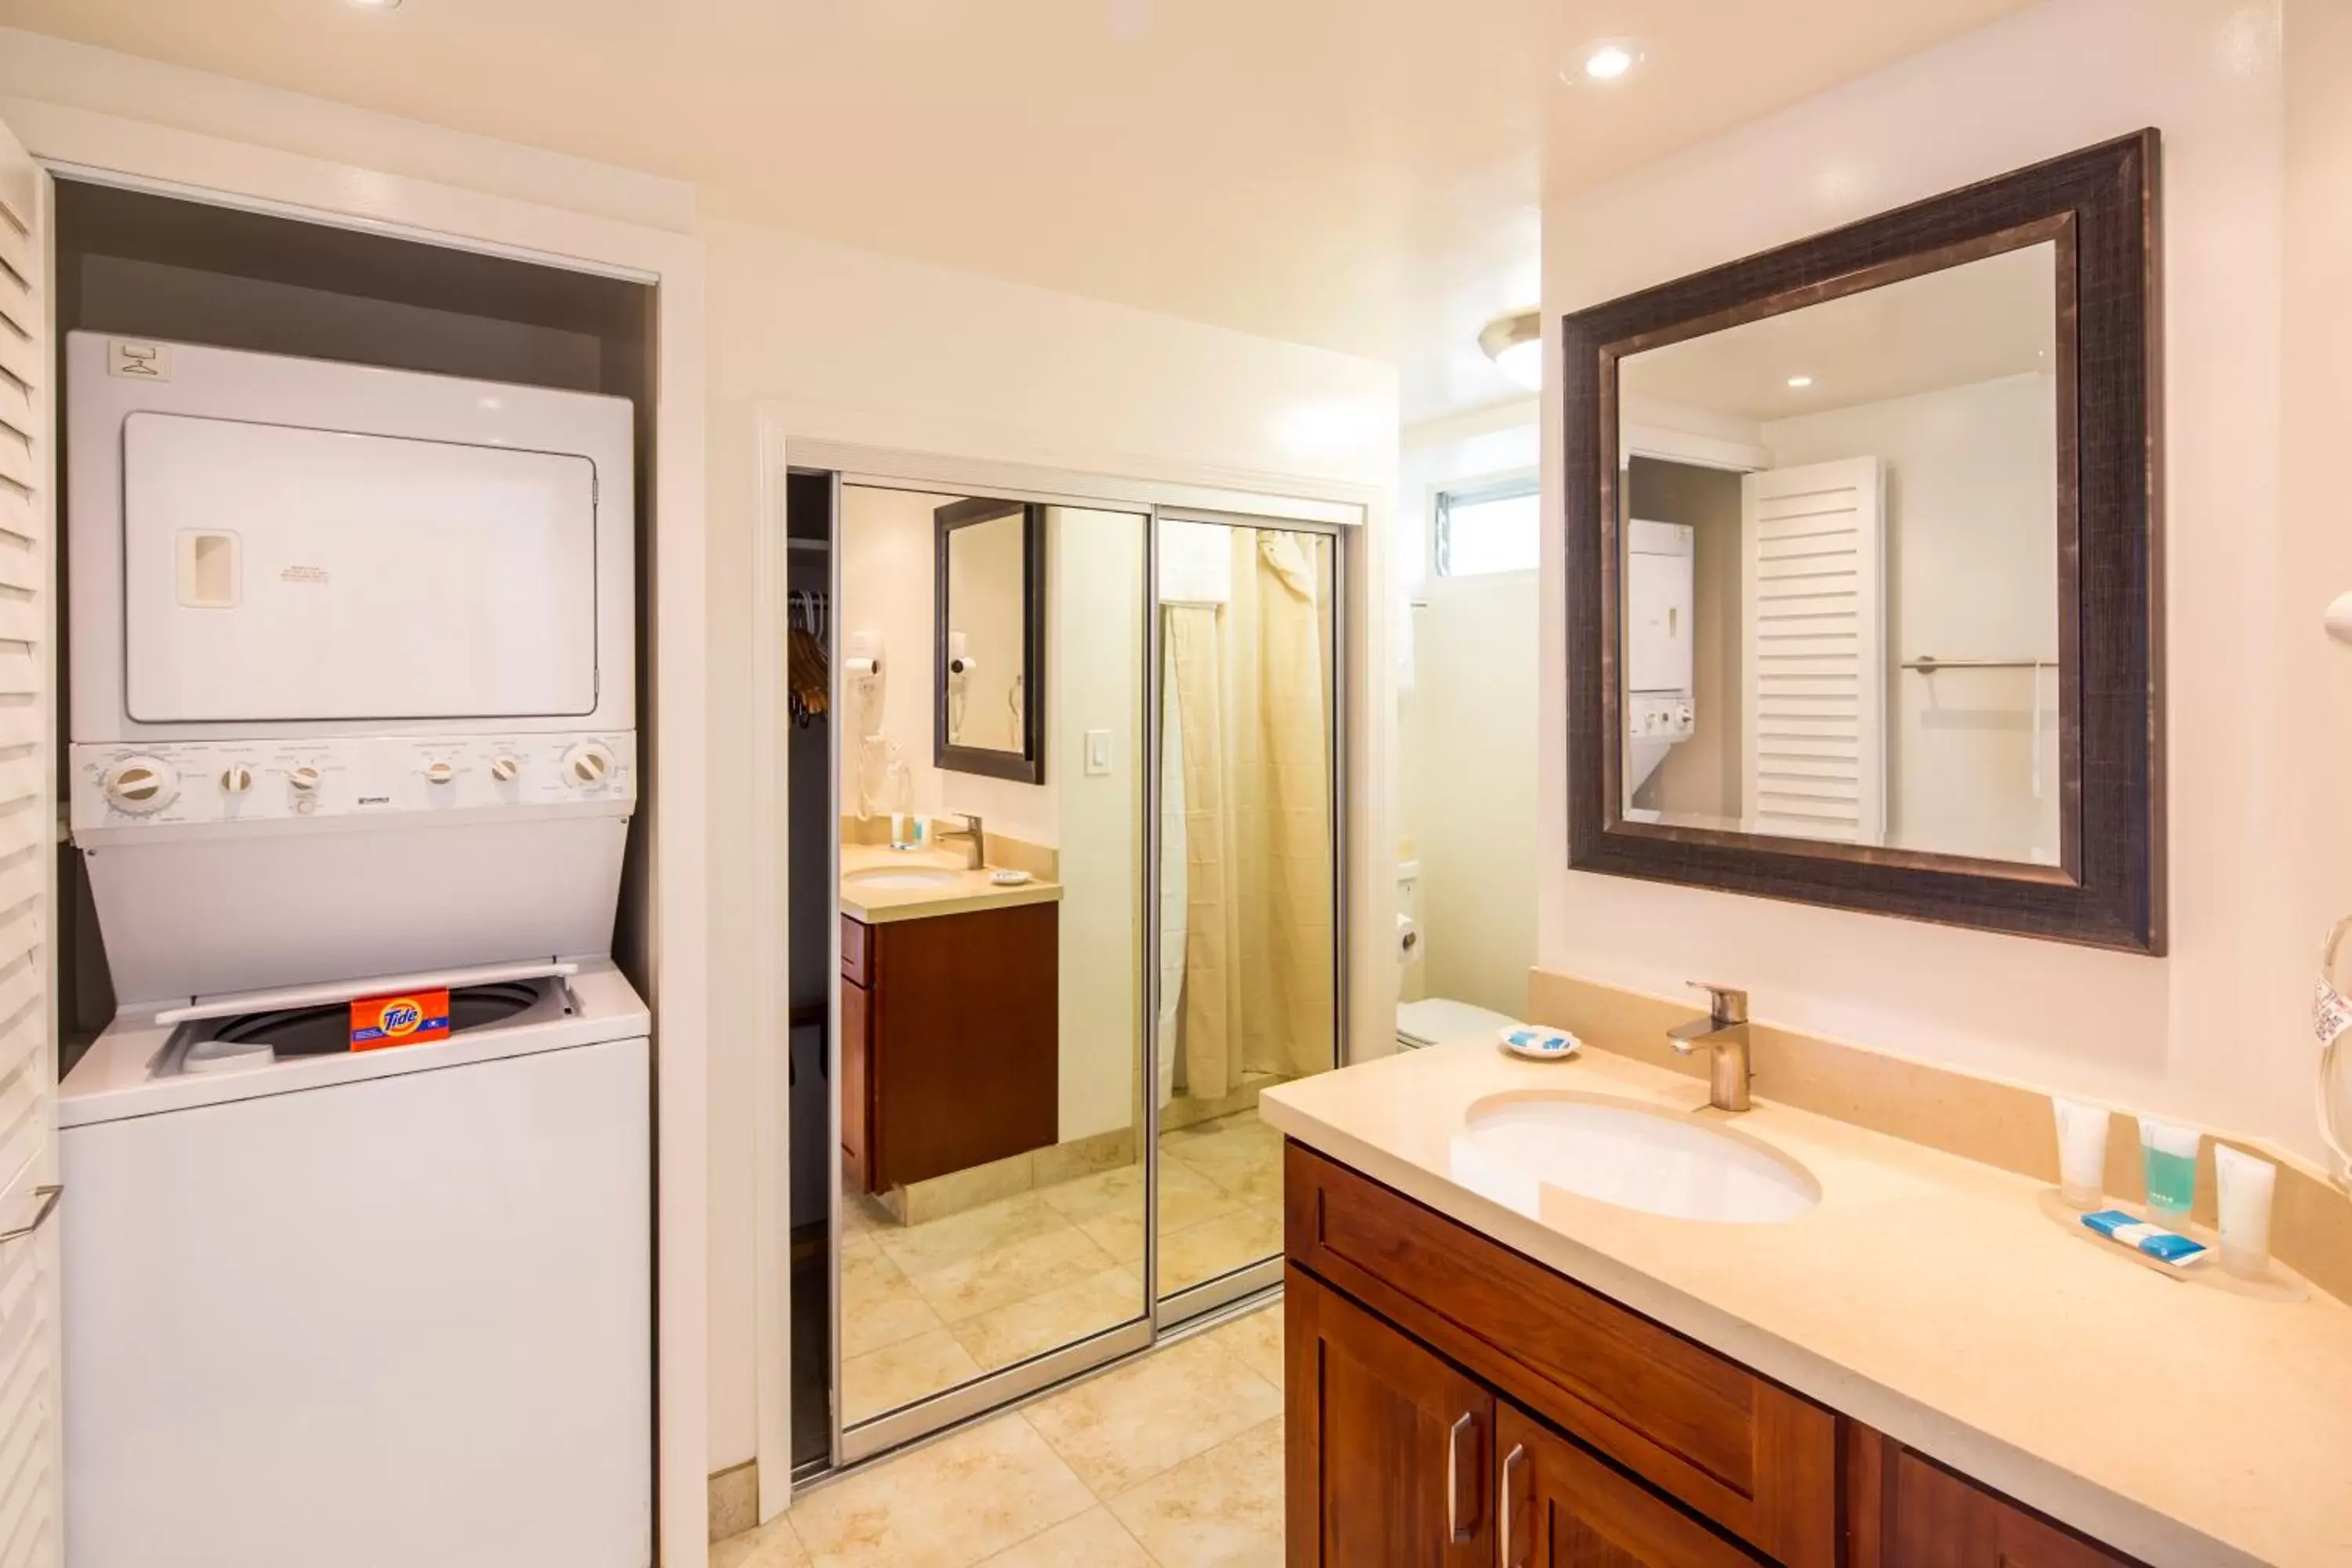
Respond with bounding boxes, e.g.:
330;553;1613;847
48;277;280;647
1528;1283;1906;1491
2082;1209;2209;1269
2138;1116;2201;1218
2212;1145;2278;1279
2050;1097;2109;1210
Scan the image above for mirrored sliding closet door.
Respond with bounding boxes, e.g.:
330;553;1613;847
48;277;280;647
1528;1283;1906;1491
834;485;1153;1457
1151;517;1343;1321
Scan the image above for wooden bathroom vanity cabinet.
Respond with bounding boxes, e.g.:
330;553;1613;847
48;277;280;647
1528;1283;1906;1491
1283;1144;2141;1568
840;902;1058;1195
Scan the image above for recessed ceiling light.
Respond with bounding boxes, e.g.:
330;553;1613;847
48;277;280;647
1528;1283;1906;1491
1786;375;1814;389
1567;40;1644;84
1584;45;1635;79
348;0;402;10
1478;310;1544;392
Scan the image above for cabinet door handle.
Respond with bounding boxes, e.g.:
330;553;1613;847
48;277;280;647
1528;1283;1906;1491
1445;1411;1477;1543
1498;1443;1527;1567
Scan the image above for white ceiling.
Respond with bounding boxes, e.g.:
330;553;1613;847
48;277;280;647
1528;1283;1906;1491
0;0;2036;419
1621;241;2059;426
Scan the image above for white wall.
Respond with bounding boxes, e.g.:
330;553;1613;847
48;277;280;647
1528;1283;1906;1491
1764;372;2061;862
2278;0;2352;1183
1409;573;1541;1015
1396;405;1541;1018
1540;0;2330;1163
1051;509;1146;1144
706;213;1396;1468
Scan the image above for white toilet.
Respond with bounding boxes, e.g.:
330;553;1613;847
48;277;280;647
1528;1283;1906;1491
1396;995;1523;1051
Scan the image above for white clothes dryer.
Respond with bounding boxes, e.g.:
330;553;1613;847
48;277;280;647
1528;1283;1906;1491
64;332;638;1005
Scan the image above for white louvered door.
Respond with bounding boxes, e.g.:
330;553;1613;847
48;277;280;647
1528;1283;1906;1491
1740;457;1886;845
0;114;61;1568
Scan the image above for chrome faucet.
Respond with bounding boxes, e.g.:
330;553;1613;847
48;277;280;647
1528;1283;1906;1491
1667;982;1751;1112
935;811;987;870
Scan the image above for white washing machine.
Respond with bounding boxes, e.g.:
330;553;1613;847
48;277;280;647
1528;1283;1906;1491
59;336;651;1567
60;964;651;1568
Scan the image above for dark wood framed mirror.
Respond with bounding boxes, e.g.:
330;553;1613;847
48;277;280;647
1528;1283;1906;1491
935;496;1046;782
1563;131;2162;953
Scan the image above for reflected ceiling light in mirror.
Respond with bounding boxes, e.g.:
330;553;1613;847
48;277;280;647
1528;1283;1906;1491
1479;310;1543;391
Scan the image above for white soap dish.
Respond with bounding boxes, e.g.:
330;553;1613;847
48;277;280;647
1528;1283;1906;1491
989;869;1033;886
1499;1026;1581;1062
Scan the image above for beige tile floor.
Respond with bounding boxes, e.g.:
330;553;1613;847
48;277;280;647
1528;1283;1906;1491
719;1301;1287;1568
840;1108;1284;1425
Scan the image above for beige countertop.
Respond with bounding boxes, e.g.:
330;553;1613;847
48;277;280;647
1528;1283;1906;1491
837;842;1062;924
1261;1040;2352;1568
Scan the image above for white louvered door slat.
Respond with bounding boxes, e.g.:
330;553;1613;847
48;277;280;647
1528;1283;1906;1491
1740;458;1886;846
0;111;60;1568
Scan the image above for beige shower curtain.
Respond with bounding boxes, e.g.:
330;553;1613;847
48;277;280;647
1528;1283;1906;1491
1232;532;1334;1080
1163;528;1334;1102
1167;604;1242;1102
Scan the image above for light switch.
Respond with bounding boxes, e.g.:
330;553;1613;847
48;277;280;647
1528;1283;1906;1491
1084;729;1113;776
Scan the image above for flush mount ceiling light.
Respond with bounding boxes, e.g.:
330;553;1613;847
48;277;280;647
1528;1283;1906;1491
347;0;402;9
1479;310;1543;391
1566;38;1645;85
1786;375;1814;389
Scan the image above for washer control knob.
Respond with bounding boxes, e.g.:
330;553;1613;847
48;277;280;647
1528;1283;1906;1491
489;755;521;785
423;760;456;786
103;757;178;815
288;765;321;794
219;764;254;797
564;742;615;789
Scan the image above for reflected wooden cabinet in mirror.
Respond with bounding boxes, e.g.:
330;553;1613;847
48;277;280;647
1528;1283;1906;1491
1561;131;2163;953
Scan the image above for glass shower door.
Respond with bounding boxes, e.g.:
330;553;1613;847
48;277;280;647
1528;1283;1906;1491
1151;516;1342;1322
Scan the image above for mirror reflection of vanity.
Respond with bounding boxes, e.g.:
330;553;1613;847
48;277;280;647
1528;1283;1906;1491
1564;132;2163;951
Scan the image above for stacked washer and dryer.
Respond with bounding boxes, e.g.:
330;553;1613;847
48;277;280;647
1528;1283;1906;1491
56;336;653;1566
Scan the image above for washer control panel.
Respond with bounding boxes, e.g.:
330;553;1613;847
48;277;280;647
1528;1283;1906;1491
69;731;636;833
1627;695;1696;742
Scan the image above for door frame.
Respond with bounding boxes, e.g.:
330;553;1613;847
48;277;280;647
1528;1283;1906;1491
754;428;1374;1487
7;100;714;1568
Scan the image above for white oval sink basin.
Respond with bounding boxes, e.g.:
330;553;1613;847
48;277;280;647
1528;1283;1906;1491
846;867;963;891
1461;1094;1820;1225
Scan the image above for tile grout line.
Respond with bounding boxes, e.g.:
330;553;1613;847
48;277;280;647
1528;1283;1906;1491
1017;1328;1279;1511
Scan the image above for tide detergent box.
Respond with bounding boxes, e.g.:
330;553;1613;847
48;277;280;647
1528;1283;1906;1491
350;989;452;1051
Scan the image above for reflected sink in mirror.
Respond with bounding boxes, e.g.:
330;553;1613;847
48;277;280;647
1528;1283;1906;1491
844;866;964;891
1454;1093;1820;1225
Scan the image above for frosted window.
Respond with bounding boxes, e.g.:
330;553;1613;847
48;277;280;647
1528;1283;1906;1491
1435;484;1540;576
